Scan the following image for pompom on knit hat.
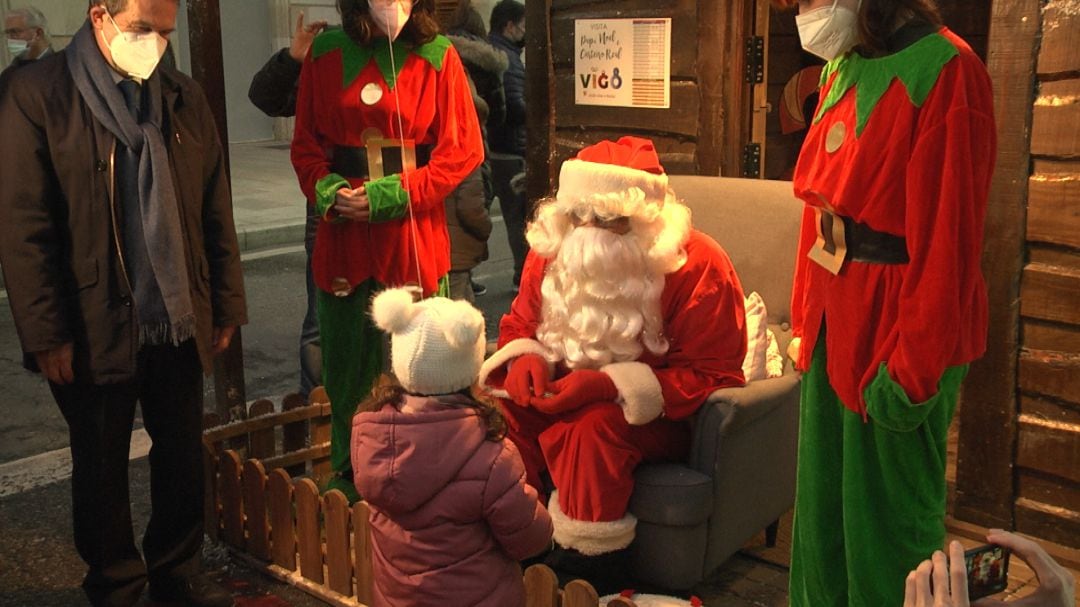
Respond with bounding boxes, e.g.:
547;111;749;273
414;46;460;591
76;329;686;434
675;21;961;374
370;288;486;395
555;136;669;218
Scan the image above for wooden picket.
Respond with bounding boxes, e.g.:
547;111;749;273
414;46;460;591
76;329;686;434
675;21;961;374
201;393;625;607
324;489;353;596
242;459;270;561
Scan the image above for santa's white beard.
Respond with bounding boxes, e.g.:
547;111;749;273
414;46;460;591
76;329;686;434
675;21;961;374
536;226;668;369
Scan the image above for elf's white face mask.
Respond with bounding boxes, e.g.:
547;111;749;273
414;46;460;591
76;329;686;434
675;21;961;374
101;11;168;79
369;0;413;42
796;0;862;61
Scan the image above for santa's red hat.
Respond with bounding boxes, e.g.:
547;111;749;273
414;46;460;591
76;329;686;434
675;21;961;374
555;137;670;215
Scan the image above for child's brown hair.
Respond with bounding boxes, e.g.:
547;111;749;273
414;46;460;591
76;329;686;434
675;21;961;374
358;374;508;442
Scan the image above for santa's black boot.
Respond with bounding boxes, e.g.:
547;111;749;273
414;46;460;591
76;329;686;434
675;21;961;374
544;544;633;596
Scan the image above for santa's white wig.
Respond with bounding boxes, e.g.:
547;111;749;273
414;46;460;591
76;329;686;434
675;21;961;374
526;154;692;369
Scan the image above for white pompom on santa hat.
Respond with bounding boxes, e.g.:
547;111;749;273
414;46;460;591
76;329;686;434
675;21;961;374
554;136;670;219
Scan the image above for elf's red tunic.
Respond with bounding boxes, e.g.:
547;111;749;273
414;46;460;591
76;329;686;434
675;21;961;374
292;31;484;295
790;28;996;413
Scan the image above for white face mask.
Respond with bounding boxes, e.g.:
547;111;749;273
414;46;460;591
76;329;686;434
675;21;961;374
368;0;412;42
796;0;861;61
101;11;167;79
7;38;29;55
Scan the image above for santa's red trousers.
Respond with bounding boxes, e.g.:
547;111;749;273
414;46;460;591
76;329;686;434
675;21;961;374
500;399;689;522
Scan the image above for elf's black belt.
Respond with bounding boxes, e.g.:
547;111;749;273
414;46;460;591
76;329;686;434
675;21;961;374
820;211;909;265
331;143;434;179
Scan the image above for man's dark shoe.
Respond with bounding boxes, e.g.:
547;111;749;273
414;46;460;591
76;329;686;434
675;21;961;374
471;279;488;297
148;573;235;607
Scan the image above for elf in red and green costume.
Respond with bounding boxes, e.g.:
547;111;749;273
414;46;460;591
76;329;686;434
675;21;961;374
778;0;996;605
291;0;483;501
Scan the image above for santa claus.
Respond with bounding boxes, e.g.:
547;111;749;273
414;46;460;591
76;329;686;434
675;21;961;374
478;136;748;584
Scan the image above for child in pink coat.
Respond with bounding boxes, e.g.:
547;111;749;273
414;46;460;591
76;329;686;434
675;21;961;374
352;288;553;607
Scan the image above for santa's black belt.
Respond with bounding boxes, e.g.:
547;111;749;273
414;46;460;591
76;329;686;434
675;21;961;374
331;143;434;179
820;211;909;264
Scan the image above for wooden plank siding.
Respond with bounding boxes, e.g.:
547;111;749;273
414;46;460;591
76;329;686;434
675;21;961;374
955;0;1041;530
1010;0;1080;549
532;0;755;186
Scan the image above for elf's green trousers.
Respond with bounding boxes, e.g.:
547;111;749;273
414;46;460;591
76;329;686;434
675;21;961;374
316;277;448;503
788;335;967;607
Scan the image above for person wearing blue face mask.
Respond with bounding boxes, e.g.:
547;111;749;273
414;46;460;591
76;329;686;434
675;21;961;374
1;6;53;78
773;0;997;606
0;1;247;605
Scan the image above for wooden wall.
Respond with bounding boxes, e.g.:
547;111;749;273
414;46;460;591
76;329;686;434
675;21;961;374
1013;0;1080;549
543;0;752;180
958;0;1080;548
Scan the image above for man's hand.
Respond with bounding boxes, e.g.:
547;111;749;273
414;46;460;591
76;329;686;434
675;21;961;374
34;343;74;385
334;186;370;222
289;12;328;63
212;326;237;354
530;369;618;415
973;530;1075;607
504;354;550;406
904;540;968;607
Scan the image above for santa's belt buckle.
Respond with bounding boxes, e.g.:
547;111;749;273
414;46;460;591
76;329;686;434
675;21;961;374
366;138;417;180
807;207;847;276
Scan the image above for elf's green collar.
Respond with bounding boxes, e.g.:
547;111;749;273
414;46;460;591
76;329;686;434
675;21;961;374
815;31;959;137
312;29;451;90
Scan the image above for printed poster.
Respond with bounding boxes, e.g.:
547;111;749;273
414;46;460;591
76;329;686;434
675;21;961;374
575;18;671;109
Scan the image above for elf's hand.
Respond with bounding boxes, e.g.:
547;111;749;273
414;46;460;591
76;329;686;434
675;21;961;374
530;370;618;415
505;354;550;406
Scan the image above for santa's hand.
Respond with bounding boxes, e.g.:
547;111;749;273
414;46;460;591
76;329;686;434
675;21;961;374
505;354;550;406
530;370;618;415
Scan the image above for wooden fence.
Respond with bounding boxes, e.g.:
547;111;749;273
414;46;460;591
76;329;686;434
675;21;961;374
202;390;637;607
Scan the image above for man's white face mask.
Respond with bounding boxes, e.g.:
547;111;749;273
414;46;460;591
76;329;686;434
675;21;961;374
6;37;29;55
368;0;413;42
796;0;862;61
101;11;168;79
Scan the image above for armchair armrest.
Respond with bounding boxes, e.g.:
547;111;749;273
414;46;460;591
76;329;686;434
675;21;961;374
688;373;801;474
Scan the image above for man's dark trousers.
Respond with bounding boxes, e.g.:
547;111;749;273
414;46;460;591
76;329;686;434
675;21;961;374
50;341;204;607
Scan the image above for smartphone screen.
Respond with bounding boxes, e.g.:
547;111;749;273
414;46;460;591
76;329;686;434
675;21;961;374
965;544;1011;600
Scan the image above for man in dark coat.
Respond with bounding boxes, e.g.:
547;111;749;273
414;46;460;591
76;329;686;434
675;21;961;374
0;1;246;606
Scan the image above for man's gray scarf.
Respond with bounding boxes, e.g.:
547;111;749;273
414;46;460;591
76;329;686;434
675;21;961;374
67;21;195;346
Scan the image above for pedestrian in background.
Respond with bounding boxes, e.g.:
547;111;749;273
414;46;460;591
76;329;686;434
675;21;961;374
445;1;506;301
248;11;328;400
0;1;247;605
487;0;528;289
2;6;54;77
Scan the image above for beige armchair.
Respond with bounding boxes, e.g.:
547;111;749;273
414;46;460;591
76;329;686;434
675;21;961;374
628;176;804;590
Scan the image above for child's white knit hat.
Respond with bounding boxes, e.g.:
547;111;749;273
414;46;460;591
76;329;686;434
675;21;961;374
371;288;486;395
